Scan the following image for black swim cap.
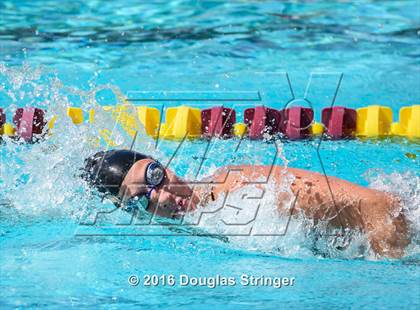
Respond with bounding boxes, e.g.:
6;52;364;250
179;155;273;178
82;149;150;196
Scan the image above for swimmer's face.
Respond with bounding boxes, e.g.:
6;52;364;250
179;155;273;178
120;159;195;217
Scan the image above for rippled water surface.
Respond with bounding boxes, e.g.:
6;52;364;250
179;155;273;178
0;1;419;309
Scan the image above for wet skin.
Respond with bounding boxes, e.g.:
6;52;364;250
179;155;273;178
120;160;409;258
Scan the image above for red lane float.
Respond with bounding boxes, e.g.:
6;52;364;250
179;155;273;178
280;106;313;139
201;106;236;138
322;106;357;139
244;106;281;139
13;107;46;142
0;108;5;130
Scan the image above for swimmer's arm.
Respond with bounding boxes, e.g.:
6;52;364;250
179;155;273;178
288;171;409;258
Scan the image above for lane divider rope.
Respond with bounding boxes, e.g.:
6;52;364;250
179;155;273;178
0;104;418;143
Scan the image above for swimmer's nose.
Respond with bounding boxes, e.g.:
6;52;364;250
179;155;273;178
176;197;184;207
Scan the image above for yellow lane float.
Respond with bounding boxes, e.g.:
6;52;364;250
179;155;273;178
391;105;419;139
159;106;201;140
310;122;325;136
67;107;84;125
233;122;247;138
89;109;95;123
356;105;393;137
3;123;16;136
137;106;161;138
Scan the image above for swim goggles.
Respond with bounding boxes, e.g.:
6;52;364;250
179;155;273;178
134;160;166;210
107;160;166;211
144;161;166;191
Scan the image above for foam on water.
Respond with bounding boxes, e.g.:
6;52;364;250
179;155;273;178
0;63;154;219
365;169;420;258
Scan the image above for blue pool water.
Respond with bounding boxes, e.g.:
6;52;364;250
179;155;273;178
0;0;419;308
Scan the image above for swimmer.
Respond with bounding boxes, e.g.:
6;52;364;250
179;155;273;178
82;149;409;258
